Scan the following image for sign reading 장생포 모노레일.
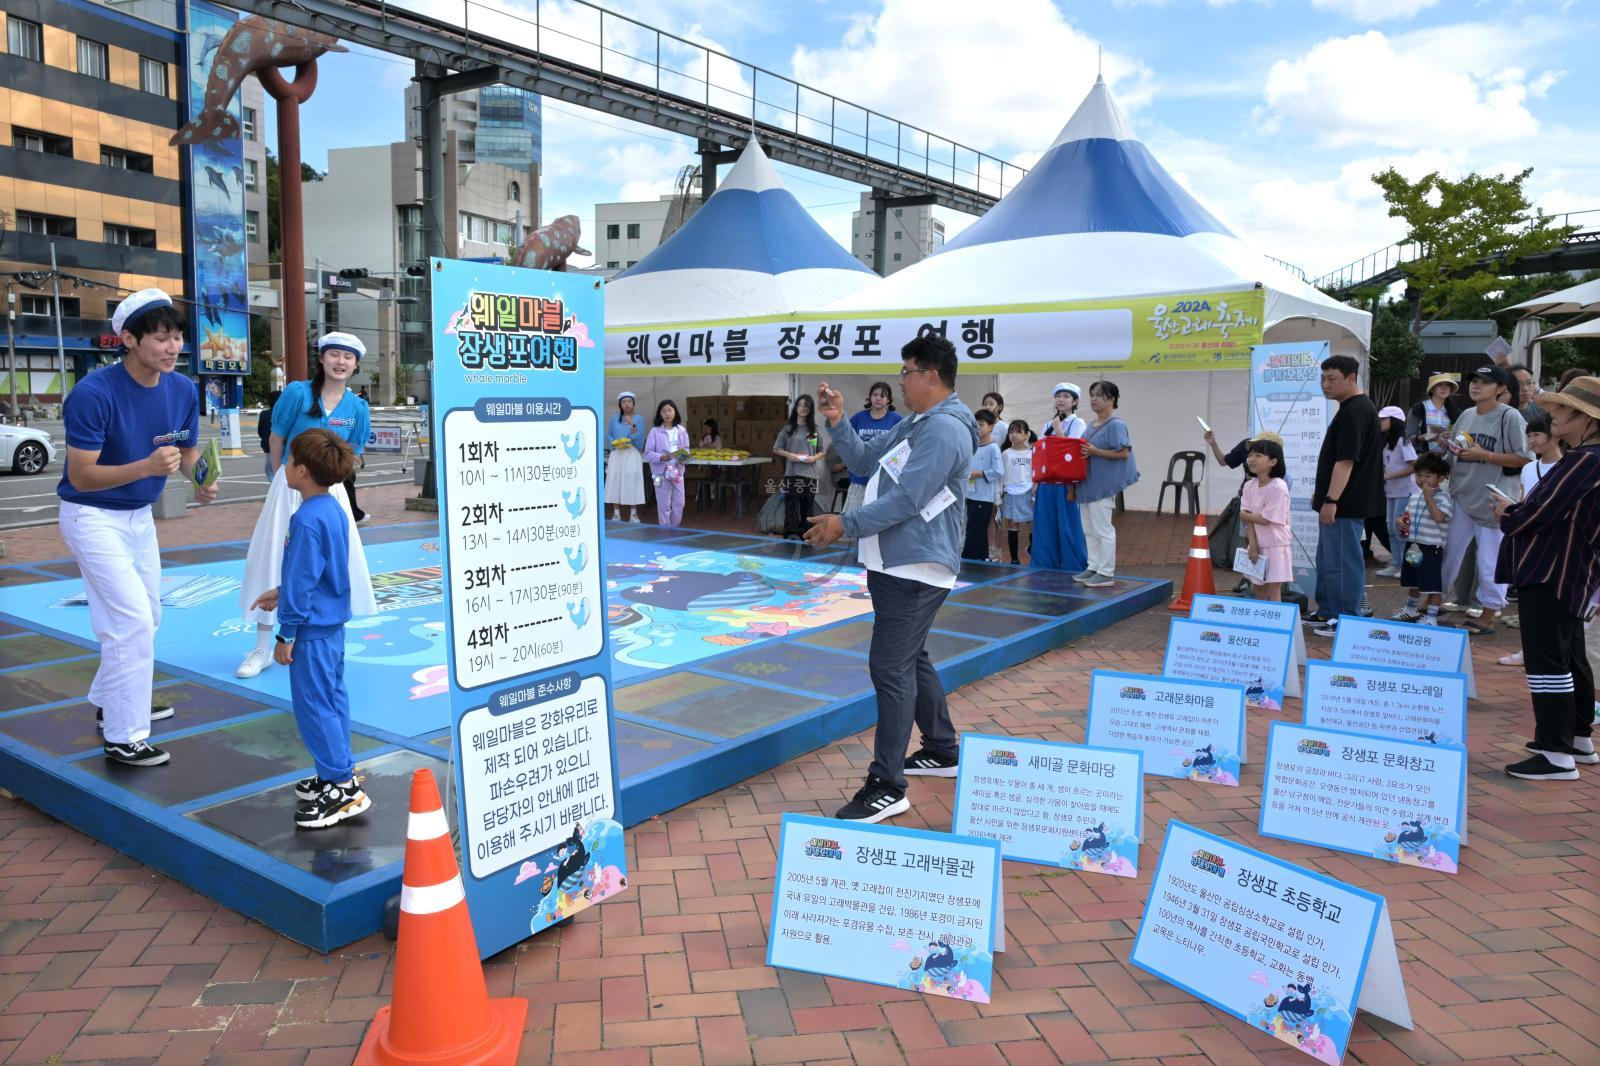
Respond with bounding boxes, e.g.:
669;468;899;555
1302;661;1467;750
430;259;626;959
767;814;1002;1004
1163;618;1292;711
1131;820;1412;1065
1085;670;1248;784
1188;594;1305;698
1259;722;1467;874
1331;616;1476;698
951;733;1142;877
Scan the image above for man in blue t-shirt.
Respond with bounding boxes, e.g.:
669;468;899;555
57;289;219;767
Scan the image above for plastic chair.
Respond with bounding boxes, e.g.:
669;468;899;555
1157;450;1205;515
830;476;850;512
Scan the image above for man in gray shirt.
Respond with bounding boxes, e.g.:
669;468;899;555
1443;364;1531;634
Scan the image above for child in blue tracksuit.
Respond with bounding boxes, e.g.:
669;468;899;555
250;428;370;830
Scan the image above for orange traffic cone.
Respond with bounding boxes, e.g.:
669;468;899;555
355;769;526;1066
1168;513;1217;613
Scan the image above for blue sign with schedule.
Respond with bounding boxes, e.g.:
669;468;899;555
952;734;1142;877
768;814;1001;1004
1132;820;1412;1065
1303;662;1467;750
1164;618;1292;711
1086;670;1248;784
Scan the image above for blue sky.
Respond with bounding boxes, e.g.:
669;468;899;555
269;0;1599;277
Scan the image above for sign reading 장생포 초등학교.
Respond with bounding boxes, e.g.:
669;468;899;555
1132;820;1412;1065
606;289;1265;374
951;734;1142;877
1259;722;1467;875
1163;618;1292;712
1303;662;1467;750
768;814;1002;1004
1188;595;1306;698
1331;616;1476;698
1085;670;1248;784
430;259;627;960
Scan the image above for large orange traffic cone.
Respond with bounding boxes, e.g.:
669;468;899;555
1168;513;1217;613
355;769;526;1065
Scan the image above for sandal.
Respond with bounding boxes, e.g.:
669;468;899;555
1459;620;1494;636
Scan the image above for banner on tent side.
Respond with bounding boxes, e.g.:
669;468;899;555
1260;723;1466;874
1086;670;1248;782
1248;342;1332;581
768;814;1002;1003
606;288;1265;374
951;734;1142;877
1164;618;1292;711
1189;595;1306;698
1331;617;1476;698
1304;662;1467;750
1132;820;1412;1065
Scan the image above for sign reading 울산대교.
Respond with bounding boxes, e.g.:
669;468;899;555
1163;618;1292;712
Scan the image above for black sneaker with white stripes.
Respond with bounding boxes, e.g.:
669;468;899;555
295;770;364;800
103;739;170;767
295;780;372;830
904;747;959;778
834;775;910;824
95;704;175;731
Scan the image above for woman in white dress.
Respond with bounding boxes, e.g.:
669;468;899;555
605;391;647;522
235;333;377;678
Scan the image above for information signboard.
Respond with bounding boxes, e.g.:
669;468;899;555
1164;618;1293;711
1086;670;1248;783
1303;662;1467;750
1189;595;1306;697
1331;616;1475;698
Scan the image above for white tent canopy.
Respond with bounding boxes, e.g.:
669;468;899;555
1538;316;1600;341
1500;277;1600;316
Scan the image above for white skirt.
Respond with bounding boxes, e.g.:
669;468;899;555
605;447;645;506
239;466;378;625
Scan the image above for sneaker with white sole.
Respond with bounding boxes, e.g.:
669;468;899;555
1375;566;1400;579
294;770;363;800
103;739;171;767
1523;739;1599;765
1505;754;1579;781
1391;606;1423;622
95;704;174;730
1081;574;1116;588
904;748;959;777
295;780;372;829
236;648;273;679
1071;571;1096;584
1441;601;1465;613
1418;614;1438;626
834;775;910;823
627;513;642;524
1312;621;1339;639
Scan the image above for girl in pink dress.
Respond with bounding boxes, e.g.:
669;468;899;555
1238;438;1292;602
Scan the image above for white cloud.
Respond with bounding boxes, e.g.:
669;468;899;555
1310;0;1439;23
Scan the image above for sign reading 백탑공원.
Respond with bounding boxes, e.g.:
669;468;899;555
1303;662;1467;750
952;733;1143;877
1331;616;1476;698
1259;723;1467;874
1085;670;1247;784
1163;618;1292;711
1132;820;1413;1064
1189;594;1306;697
430;259;627;959
768;814;1001;1003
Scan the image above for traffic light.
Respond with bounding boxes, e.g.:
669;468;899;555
338;268;370;279
405;264;427;277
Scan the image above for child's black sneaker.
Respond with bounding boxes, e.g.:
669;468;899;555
295;780;371;829
95;704;175;730
103;739;170;767
294;775;324;801
904;748;959;777
1505;754;1579;781
834;775;910;823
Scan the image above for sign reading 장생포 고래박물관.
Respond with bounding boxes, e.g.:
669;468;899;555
1163;618;1292;712
1085;670;1248;784
1188;594;1305;698
1331;616;1476;699
1259;723;1467;874
768;814;1002;1003
1132;820;1412;1065
1303;662;1467;750
951;734;1142;877
430;259;626;960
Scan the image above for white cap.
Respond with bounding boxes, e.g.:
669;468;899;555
317;331;366;360
1053;381;1081;398
112;288;174;335
617;390;637;402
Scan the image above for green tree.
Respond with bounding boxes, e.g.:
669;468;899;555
1367;302;1424;407
243;312;276;405
1372;167;1575;333
263;151;325;264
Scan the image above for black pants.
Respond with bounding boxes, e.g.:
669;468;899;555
782;476;816;537
1518;583;1596;752
866;570;957;789
963;499;994;561
344;471;364;521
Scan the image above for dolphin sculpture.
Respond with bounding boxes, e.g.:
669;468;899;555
170;17;347;146
510;215;589;271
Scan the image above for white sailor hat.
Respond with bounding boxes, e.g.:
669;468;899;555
112;288;174;335
1053;381;1081;398
317;332;366;360
617;390;637;402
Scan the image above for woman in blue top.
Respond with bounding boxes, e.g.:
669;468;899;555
604;390;647;522
1076;380;1139;587
1030;382;1089;573
841;381;902;516
236;333;376;679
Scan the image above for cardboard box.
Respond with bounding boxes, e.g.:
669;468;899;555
685;396;717;429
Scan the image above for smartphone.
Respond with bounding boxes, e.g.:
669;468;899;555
1486;484;1516;505
1196;416;1211;433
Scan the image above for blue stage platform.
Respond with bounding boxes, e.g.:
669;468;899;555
0;520;1170;951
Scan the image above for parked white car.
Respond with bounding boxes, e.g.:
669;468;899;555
0;423;57;475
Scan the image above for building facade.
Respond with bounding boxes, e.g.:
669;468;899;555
403;81;542;173
593;197;675;271
850;192;945;275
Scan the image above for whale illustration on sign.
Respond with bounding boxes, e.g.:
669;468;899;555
171;17;348;146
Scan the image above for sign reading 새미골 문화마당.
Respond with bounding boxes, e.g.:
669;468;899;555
430;259;627;960
1132;820;1412;1065
1085;670;1248;784
1163;618;1292;711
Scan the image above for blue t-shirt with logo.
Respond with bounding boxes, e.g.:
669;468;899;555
58;362;199;510
270;379;370;454
847;409;903;485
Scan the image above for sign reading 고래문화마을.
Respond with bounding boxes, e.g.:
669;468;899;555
1085;670;1248;784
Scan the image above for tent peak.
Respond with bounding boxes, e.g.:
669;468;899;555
1047;76;1135;149
718;140;783;194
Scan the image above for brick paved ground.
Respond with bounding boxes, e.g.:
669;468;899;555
2;491;1595;1064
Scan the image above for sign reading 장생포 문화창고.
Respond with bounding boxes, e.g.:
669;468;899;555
951;734;1142;877
1085;670;1248;784
1259;722;1467;874
1132;820;1412;1065
1331;616;1476;698
1188;595;1305;698
1303;662;1467;750
767;814;1002;1004
430;259;627;960
1163;618;1292;712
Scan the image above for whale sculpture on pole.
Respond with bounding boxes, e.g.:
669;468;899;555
510;215;590;272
